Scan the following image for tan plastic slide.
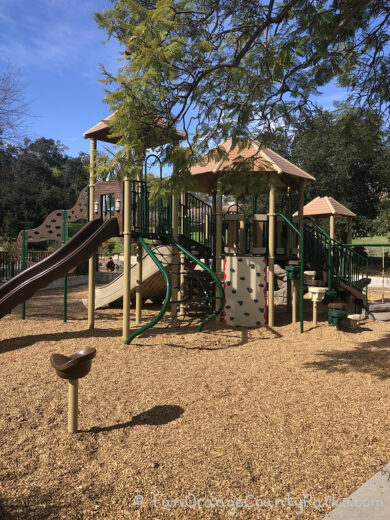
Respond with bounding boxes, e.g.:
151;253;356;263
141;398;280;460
83;245;173;309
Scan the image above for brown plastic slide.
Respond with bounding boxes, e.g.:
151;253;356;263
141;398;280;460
0;218;119;319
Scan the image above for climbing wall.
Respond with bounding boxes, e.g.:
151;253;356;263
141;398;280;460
12;188;87;261
222;256;267;327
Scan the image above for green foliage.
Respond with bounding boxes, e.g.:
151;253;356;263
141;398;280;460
94;0;389;196
0;238;15;253
100;240;116;256
277;107;390;237
68;221;86;238
371;198;390;240
0;138;88;239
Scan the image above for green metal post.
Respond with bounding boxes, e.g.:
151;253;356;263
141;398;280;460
21;229;27;319
328;237;332;291
62;210;68;322
365;260;369;317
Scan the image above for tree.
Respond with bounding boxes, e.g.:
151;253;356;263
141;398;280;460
0;138;88;239
278;107;390;237
0;63;28;145
371;197;390;240
95;0;390;187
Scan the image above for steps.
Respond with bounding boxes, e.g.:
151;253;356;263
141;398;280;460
178;234;211;260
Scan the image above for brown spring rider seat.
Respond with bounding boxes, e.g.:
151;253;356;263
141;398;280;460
51;347;96;433
51;347;96;380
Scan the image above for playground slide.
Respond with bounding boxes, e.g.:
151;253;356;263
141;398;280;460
83;245;173;309
0;218;119;319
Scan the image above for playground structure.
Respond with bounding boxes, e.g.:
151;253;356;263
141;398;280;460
0;113;374;338
84;244;173;310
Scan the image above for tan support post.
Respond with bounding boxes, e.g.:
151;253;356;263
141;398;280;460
347;217;352;245
88;138;97;329
215;180;223;316
135;167;143;326
268;185;276;327
205;213;209;242
171;194;179;324
292;279;298;324
122;176;132;340
286;187;292;311
382;247;385;304
329;214;335;241
239;211;246;256
313;300;318;326
68;379;78;433
296;180;305;323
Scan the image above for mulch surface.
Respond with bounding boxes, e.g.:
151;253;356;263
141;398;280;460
0;285;389;519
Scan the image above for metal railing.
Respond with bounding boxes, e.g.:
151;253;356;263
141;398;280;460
303;218;331;288
131;180;172;237
180;193;213;249
0;251;53;282
303;217;368;307
332;239;368;305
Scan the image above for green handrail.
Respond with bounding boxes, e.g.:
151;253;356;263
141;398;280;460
275;213;304;333
124;236;172;345
168;237;224;331
305;218;369;311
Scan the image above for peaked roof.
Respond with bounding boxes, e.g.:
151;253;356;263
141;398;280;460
190;139;315;193
294;196;356;218
83;114;117;143
83;113;185;144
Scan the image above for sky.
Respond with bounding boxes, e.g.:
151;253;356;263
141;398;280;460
0;0;348;159
0;0;121;157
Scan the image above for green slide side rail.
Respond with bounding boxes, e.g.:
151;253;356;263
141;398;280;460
168;237;224;332
124;236;172;345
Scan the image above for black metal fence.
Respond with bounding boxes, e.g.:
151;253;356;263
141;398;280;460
1;251;52;283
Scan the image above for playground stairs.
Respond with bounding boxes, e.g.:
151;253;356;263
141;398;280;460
302;220;368;311
178;234;212;260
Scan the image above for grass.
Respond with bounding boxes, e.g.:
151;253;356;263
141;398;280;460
352;235;390;246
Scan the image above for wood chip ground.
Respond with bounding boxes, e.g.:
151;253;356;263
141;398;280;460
0;285;389;519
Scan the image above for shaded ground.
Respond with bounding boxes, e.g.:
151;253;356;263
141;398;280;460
0;285;389;519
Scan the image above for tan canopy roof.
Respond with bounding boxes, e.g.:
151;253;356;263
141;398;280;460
190;139;315;193
83;113;185;145
293;196;356;218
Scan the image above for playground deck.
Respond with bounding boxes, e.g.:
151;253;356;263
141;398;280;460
0;285;390;519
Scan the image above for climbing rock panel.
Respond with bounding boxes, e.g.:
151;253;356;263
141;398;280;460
222;257;267;327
